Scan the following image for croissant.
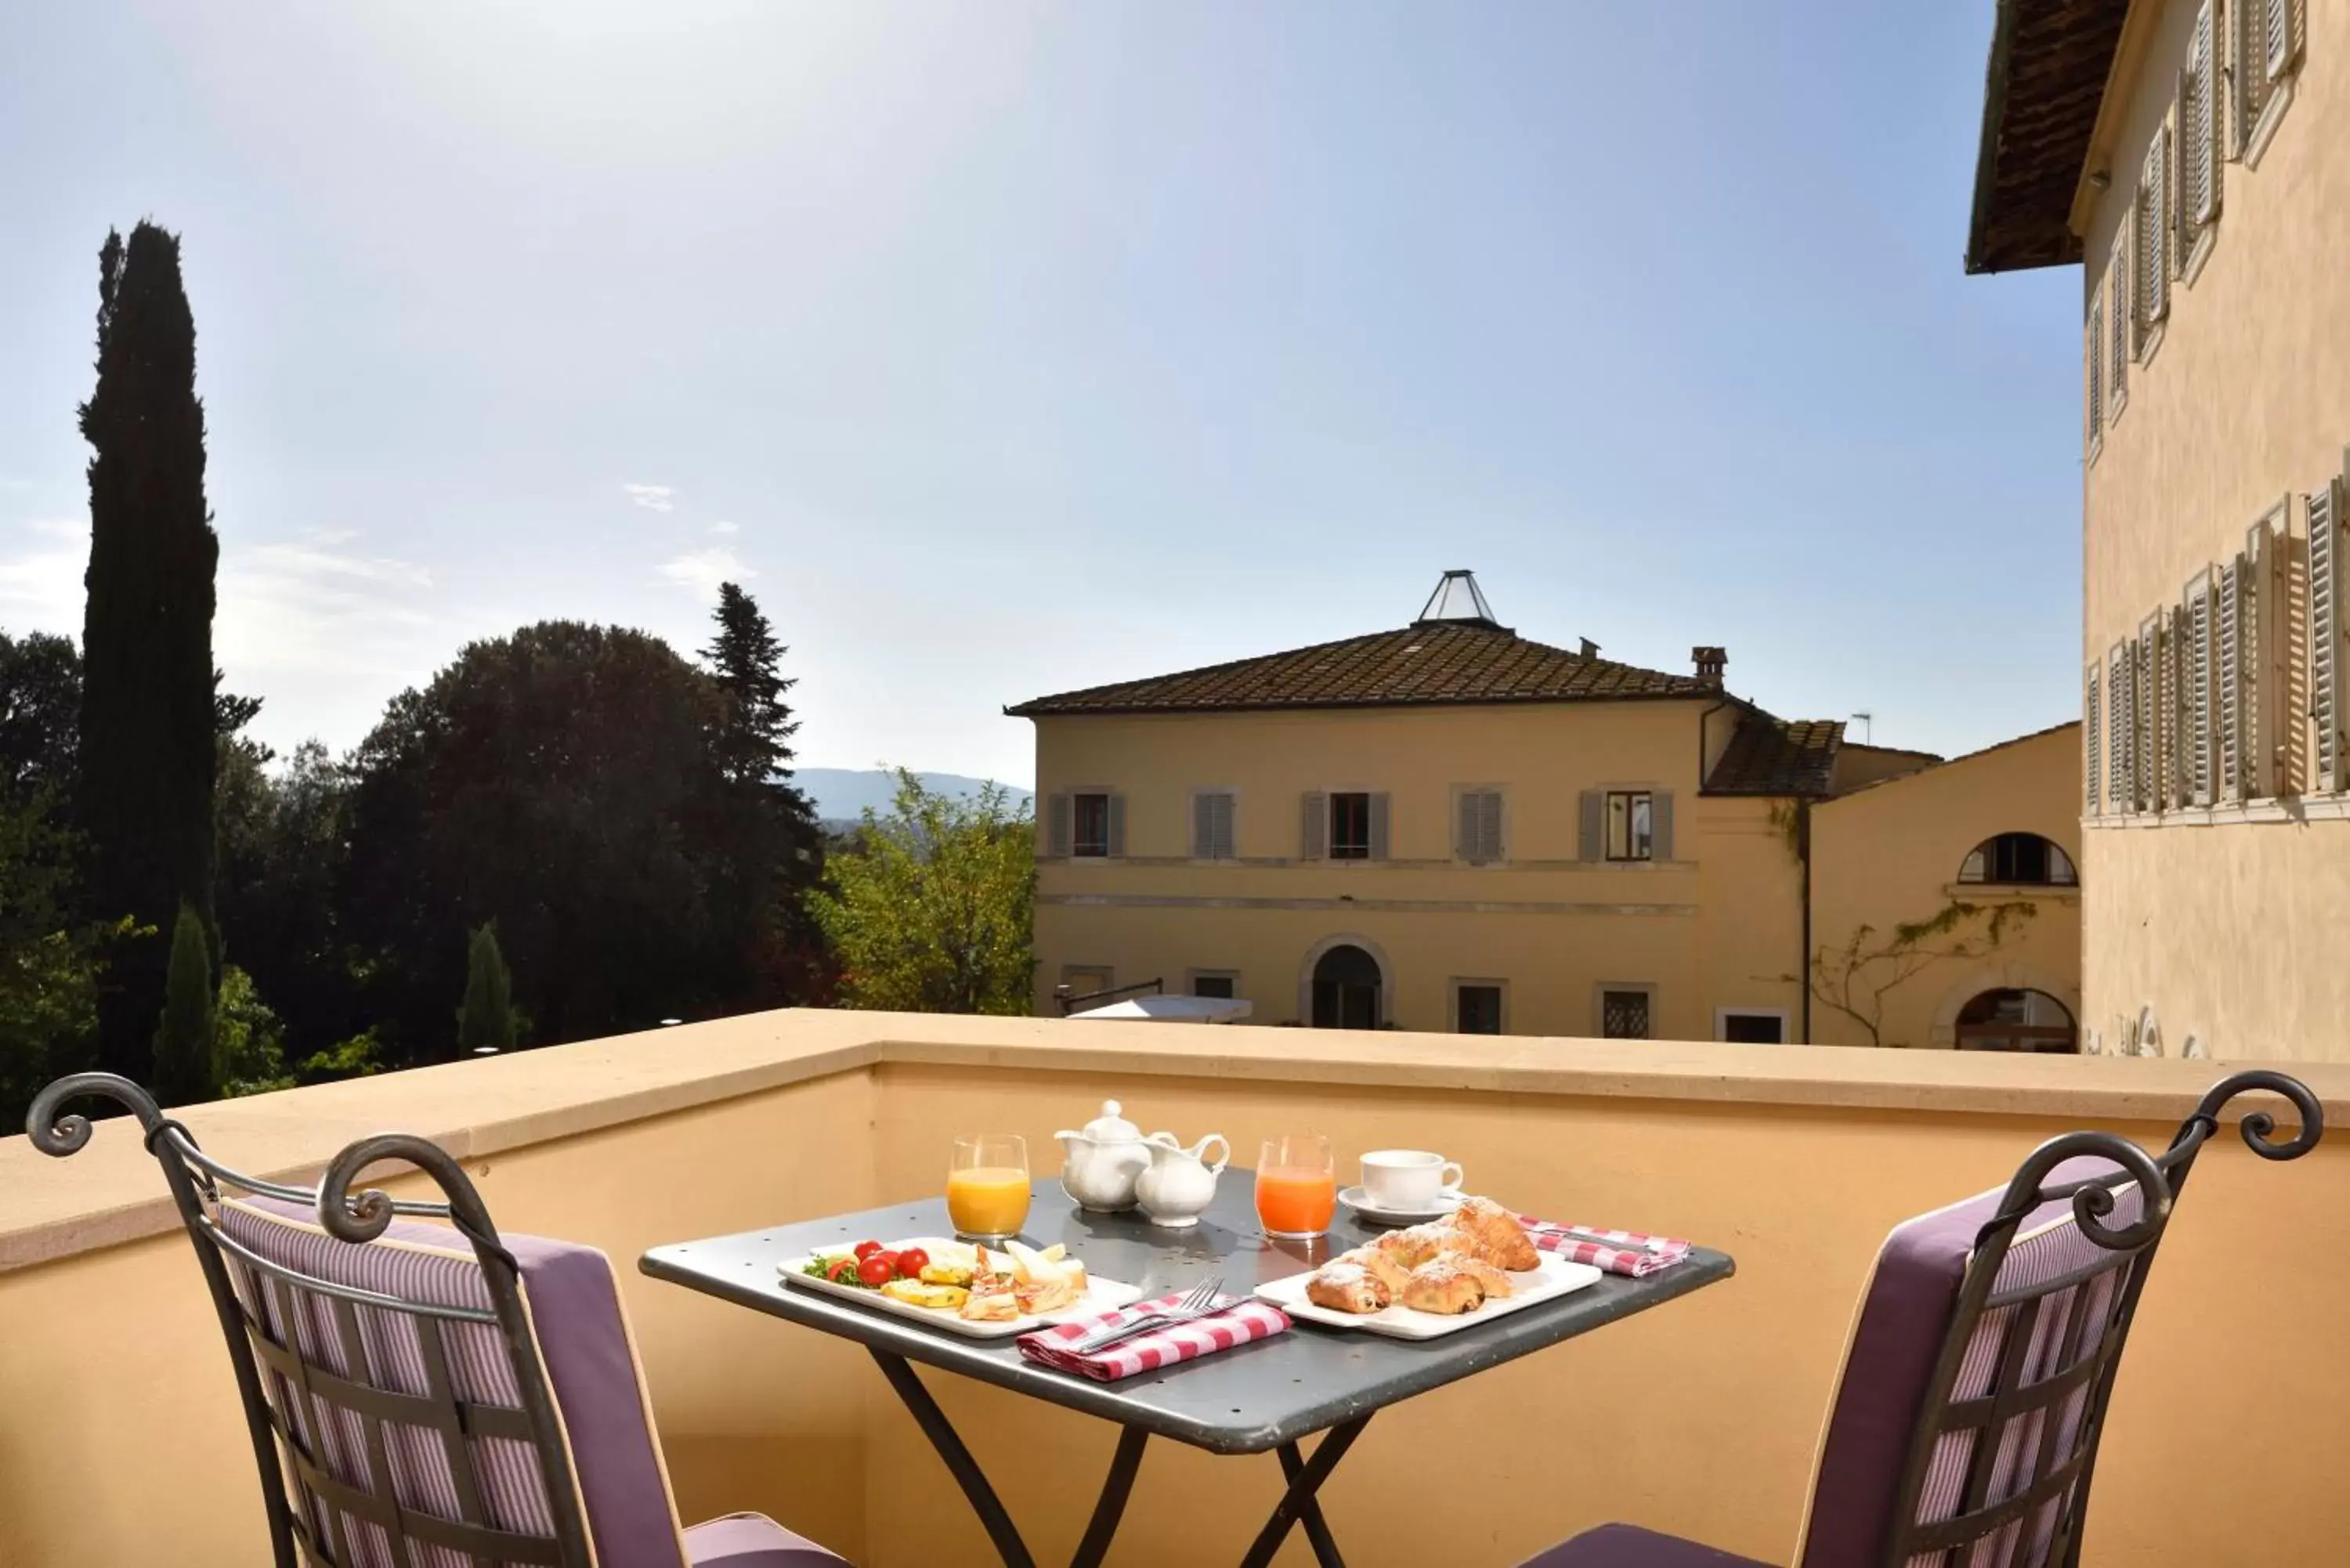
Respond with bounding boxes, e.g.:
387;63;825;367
1447;1195;1540;1271
1373;1221;1478;1270
1305;1260;1390;1314
1399;1259;1486;1314
1334;1245;1412;1296
1452;1255;1513;1299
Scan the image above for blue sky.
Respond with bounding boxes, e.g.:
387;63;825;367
0;2;2077;786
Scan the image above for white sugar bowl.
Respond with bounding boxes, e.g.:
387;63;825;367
1054;1100;1153;1212
1134;1131;1231;1229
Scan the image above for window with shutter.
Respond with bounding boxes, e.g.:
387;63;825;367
1047;793;1072;857
2123;637;2143;811
1480;792;1502;862
1193;790;1236;860
1649;792;1675;862
2182;5;2220;244
2186;572;2213;804
2218;560;2242;802
1604;791;1655;861
2109;244;2130;409
1300;791;1328;860
1368;793;1391;861
1578;791;1603;862
2264;0;2298;83
2087;299;2105;448
2106;645;2128;810
2084;665;2102;816
2139;129;2169;331
1456;789;1503;865
2236;0;2299;161
2167;604;2190;807
1104;793;1126;858
1329;792;1372;859
2246;511;2285;799
2140;614;2165;810
2313;479;2346;793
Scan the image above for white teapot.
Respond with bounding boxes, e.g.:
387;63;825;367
1054;1100;1152;1212
1134;1131;1231;1229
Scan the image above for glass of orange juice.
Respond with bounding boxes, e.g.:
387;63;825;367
1256;1134;1337;1241
947;1133;1032;1242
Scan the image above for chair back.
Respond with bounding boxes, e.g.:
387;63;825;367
1793;1071;2320;1568
28;1074;691;1568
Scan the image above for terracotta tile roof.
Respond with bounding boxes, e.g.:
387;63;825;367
1007;622;1708;717
1965;0;2132;274
1704;716;1847;797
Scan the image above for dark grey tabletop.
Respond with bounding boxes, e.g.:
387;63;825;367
640;1175;1733;1455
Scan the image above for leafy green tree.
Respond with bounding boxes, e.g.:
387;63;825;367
78;222;221;1078
703;582;830;1005
151;904;217;1104
809;770;1034;1013
456;923;516;1053
217;965;293;1096
342;621;792;1060
0;631;82;797
0;789;125;1129
218;739;363;1060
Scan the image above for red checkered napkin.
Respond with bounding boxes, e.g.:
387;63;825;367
1018;1292;1290;1382
1517;1216;1693;1278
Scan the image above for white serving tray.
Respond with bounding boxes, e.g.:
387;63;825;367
1253;1251;1602;1339
779;1236;1144;1339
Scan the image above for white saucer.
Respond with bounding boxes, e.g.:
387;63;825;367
1336;1186;1463;1226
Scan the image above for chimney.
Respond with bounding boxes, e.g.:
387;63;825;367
1692;646;1726;688
1578;638;1600;659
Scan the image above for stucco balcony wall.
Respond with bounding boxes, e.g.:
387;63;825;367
3;1012;2341;1566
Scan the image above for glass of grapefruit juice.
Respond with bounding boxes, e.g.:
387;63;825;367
947;1133;1031;1242
1256;1134;1337;1240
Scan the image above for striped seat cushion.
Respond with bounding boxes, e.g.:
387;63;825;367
220;1194;690;1568
1795;1157;2144;1568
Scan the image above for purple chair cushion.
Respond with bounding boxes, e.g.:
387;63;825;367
221;1195;692;1568
1793;1157;2142;1568
1520;1522;1773;1566
683;1511;848;1566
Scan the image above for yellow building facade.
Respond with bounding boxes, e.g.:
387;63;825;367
1014;576;2081;1045
1969;0;2350;1060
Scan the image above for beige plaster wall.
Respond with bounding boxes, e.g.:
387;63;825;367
2077;0;2350;1058
7;1014;2344;1566
1809;725;2084;1050
1030;704;1805;1039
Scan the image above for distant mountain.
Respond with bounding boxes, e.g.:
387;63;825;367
793;768;1034;828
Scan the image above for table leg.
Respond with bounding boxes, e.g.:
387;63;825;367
1068;1426;1149;1568
1277;1441;1346;1568
867;1349;1036;1568
1238;1416;1371;1568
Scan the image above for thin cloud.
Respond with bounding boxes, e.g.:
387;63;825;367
622;482;675;513
0;518;87;634
708;519;739;535
217;529;437;681
658;547;754;602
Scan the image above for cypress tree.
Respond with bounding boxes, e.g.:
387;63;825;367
456;923;516;1054
151;904;218;1104
78;222;220;1081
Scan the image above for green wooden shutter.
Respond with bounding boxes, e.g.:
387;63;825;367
1047;793;1072;857
1578;791;1602;861
1301;792;1326;859
1649;792;1675;862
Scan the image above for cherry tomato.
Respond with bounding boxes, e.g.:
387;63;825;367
852;1240;886;1262
856;1252;896;1288
825;1255;860;1284
896;1247;930;1279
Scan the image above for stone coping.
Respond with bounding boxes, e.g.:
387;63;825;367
5;1008;2337;1273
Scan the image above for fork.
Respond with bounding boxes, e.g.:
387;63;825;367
1065;1275;1226;1355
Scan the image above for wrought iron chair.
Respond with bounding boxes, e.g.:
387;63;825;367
1521;1070;2322;1568
28;1073;848;1568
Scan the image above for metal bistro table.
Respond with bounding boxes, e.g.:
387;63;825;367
642;1176;1733;1568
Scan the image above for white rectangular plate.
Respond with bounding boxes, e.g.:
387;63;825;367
779;1237;1144;1339
1253;1252;1603;1339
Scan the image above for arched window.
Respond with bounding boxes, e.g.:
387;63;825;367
1958;833;2077;887
1954;988;2078;1053
1310;944;1382;1030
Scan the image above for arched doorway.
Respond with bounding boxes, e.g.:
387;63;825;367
1954;988;2078;1053
1311;944;1382;1030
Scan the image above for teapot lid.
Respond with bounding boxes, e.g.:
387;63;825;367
1081;1100;1141;1141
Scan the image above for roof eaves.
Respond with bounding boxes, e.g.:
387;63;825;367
1964;0;2028;276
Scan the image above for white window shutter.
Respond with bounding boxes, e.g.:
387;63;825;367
2140;614;2165;809
2085;664;2102;815
2217;559;2243;801
2192;4;2221;225
1368;793;1391;861
2106;645;2127;810
1578;790;1603;861
1650;792;1675;861
1047;793;1072;857
2247;516;2284;798
2265;0;2296;83
2164;605;2186;807
2088;299;2104;439
2142;130;2170;323
2110;247;2129;399
1483;793;1503;862
1300;791;1327;859
2313;479;2346;792
2123;636;2143;811
1194;793;1214;858
1455;792;1478;862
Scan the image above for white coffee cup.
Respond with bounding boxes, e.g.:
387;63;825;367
1360;1149;1465;1210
